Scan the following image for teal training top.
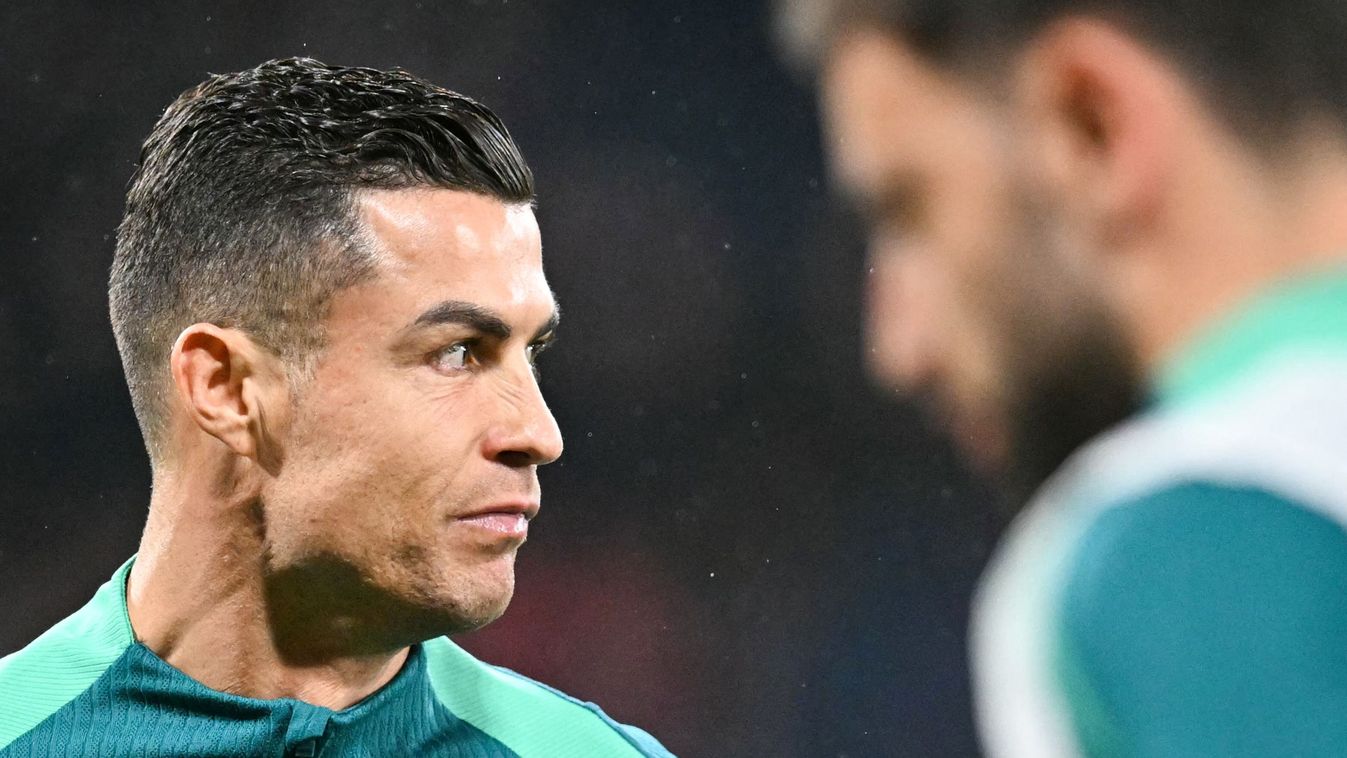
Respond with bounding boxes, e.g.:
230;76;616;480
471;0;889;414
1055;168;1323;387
1056;483;1347;757
0;559;674;758
972;266;1347;757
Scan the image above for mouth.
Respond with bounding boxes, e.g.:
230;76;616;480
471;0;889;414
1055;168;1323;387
932;398;1007;475
454;500;539;540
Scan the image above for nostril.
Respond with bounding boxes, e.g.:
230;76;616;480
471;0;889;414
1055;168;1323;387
494;449;535;468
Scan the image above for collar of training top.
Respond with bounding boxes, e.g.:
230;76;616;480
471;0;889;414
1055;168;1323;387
1152;263;1347;409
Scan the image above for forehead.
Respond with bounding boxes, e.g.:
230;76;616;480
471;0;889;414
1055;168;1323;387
353;188;550;318
821;29;996;200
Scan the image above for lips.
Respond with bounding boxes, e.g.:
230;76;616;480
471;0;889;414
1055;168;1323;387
458;512;529;537
457;500;540;521
454;500;539;539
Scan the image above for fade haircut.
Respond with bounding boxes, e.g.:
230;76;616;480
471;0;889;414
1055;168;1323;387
779;0;1347;149
111;57;534;461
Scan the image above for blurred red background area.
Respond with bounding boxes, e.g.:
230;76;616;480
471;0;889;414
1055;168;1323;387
460;539;707;745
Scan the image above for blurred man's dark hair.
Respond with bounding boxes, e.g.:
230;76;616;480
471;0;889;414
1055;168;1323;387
780;0;1347;148
110;57;534;460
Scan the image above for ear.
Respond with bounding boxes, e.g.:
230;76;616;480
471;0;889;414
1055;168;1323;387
169;323;289;467
1015;18;1186;244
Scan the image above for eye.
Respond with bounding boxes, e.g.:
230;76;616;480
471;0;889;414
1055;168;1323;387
526;340;552;374
431;343;471;372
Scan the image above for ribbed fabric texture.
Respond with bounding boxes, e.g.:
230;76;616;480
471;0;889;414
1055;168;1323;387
1;643;514;757
0;560;137;747
0;559;674;757
423;637;675;757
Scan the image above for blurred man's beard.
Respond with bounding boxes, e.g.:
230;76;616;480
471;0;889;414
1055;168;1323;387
999;312;1141;502
990;198;1144;504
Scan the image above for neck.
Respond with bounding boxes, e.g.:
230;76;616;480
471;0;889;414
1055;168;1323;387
1128;131;1347;375
126;457;408;711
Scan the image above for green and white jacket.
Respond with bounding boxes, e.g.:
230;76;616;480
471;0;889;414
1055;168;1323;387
0;558;673;757
974;268;1347;757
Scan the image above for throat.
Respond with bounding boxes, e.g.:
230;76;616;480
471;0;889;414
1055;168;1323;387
128;547;414;710
139;596;412;710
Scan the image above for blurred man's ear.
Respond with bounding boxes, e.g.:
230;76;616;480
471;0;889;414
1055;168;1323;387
1015;18;1189;251
169;323;290;472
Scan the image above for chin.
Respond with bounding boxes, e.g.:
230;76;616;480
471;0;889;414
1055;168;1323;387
434;593;513;636
425;566;517;635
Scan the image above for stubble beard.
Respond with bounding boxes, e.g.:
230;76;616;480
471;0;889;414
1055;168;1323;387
988;197;1144;505
259;532;518;664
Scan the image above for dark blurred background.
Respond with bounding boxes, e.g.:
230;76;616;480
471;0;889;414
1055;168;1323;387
0;2;1007;755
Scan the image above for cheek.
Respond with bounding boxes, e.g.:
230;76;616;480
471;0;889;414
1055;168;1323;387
299;366;481;460
959;201;1087;406
946;266;1012;409
271;386;461;532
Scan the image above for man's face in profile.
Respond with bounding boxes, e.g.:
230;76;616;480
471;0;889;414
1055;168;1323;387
820;30;1139;492
260;189;563;638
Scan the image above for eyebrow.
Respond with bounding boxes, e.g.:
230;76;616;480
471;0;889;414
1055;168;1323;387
411;300;560;341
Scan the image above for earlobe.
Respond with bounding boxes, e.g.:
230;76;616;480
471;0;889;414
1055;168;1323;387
170;324;281;463
243;371;288;475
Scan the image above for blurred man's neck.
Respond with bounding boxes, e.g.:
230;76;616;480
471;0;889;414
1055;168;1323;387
1125;129;1347;377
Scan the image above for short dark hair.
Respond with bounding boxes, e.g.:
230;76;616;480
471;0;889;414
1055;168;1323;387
779;0;1347;148
110;57;534;460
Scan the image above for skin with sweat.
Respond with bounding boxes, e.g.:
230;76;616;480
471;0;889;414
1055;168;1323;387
126;189;563;709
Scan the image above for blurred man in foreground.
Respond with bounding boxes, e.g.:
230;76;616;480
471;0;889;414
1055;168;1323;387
782;1;1347;755
0;58;670;757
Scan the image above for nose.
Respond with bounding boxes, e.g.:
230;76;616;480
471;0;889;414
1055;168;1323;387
865;246;941;391
482;365;564;468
